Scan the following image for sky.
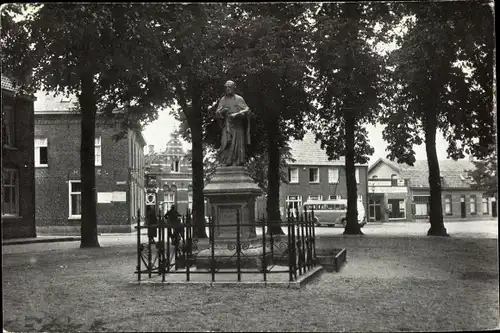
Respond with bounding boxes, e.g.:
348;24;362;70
142;109;452;166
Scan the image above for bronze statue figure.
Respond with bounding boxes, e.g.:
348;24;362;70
216;80;251;166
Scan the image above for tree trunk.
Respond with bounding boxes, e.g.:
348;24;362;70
79;74;100;248
266;118;285;235
424;111;449;237
191;89;208;239
343;111;363;235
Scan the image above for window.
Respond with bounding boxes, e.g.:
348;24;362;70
482;195;489;214
415;203;428;216
308;195;323;201
355;168;360;184
188;192;193;211
328;168;339;183
391;174;398;186
2;105;15;147
329;195;342;200
388;198;406;219
469;195;477;214
288;167;299;183
445;195;452;215
95;136;102;166
309;168;319;183
69;181;82;218
171;159;180;172
163;192;175;212
35;137;48;167
414;195;430;216
285;195;302;217
2;169;19;216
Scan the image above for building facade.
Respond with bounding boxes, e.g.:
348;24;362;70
34;92;145;235
144;132;197;216
368;158;497;222
1;76;36;239
279;133;369;219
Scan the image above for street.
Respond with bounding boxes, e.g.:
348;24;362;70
3;220;497;256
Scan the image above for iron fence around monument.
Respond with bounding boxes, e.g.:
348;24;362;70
134;206;318;283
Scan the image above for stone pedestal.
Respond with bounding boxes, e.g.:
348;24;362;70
196;166;271;269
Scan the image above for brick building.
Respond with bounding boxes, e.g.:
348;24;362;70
279;133;369;218
1;76;36;239
34;92;146;235
144;131;196;216
368;158;497;222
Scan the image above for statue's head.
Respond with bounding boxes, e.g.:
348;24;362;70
224;80;236;96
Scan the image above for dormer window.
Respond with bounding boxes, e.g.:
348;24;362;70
391;174;398;186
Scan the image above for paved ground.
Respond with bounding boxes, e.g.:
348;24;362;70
2;221;499;332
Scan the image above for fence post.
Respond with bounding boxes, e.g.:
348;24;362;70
236;209;241;282
211;207;216;282
137;211;141;282
291;210;297;280
304;206;310;270
287;209;293;282
186;208;190;282
159;206;165;282
262;214;267;282
311;206;316;264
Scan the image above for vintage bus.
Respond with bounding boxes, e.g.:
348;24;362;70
303;199;366;228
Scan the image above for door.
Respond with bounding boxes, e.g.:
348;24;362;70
460;196;466;218
369;199;382;221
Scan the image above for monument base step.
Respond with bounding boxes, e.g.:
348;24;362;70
196;246;272;270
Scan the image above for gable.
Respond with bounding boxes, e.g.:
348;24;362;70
368;159;400;178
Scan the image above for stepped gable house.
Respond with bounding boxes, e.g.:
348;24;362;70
34;92;146;235
144;131;197;216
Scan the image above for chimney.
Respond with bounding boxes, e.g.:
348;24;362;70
148;145;154;155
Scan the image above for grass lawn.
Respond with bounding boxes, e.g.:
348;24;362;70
2;235;499;332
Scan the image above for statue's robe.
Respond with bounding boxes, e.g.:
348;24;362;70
216;94;251;166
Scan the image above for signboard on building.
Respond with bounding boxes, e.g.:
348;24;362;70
112;191;127;202
97;192;113;203
370;186;408;194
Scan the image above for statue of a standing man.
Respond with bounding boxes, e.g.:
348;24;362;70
216;80;251;166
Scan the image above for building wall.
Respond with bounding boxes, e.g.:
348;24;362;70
128;129;146;225
34;115;144;235
412;188;496;221
280;165;369;219
1;92;36;239
146;160;194;217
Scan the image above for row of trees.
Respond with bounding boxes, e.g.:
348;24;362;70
1;2;494;246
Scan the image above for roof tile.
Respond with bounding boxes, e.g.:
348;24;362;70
377;159;477;188
1;75;18;92
288;132;366;166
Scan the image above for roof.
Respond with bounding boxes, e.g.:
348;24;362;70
368;157;401;173
1;75;35;100
370;158;477;189
34;91;79;114
288;132;367;166
1;76;17;92
165;132;186;156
